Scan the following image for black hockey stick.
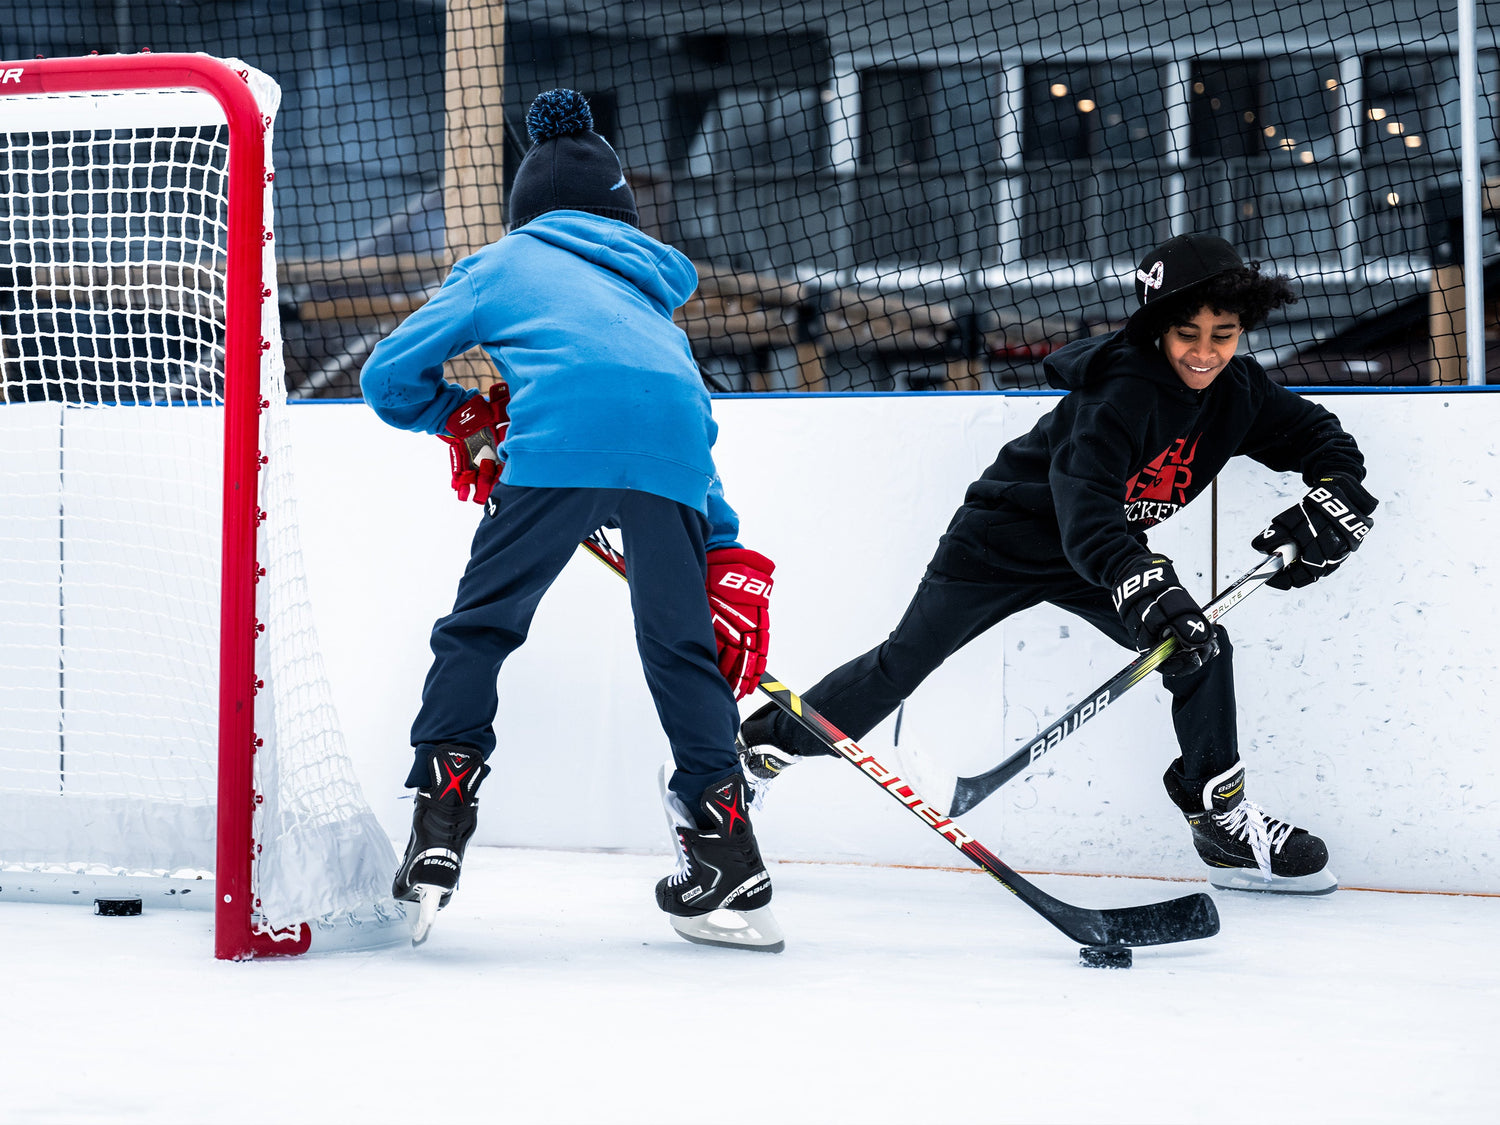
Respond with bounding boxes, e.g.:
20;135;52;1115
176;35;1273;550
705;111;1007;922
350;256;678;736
947;547;1293;817
579;529;1219;951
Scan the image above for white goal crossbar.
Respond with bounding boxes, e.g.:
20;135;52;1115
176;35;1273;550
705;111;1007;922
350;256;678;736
0;53;408;957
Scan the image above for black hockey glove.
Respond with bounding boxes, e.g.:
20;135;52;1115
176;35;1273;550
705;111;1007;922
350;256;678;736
1112;555;1219;674
1251;475;1377;590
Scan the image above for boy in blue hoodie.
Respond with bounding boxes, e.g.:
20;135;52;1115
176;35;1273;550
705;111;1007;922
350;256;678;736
361;91;781;950
738;234;1378;896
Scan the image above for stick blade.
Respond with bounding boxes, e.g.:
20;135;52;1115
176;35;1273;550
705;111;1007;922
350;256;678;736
1090;891;1220;948
949;766;1009;817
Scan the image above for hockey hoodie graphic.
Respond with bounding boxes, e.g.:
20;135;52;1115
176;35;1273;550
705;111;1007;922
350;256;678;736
1124;433;1202;528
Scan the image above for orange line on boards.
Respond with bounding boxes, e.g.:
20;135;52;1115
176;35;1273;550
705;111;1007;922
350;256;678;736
772;856;1500;898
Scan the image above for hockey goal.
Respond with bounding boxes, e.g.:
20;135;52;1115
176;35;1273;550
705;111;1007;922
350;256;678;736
0;53;405;957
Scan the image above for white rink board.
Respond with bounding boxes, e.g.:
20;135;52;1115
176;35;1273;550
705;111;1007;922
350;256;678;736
291;391;1500;894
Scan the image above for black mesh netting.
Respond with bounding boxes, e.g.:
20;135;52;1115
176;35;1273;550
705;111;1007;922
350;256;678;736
4;1;1497;394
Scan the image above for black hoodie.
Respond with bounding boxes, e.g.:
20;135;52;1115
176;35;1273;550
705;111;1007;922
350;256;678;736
934;329;1366;591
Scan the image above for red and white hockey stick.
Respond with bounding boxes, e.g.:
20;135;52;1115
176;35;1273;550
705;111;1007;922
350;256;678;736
579;529;1220;952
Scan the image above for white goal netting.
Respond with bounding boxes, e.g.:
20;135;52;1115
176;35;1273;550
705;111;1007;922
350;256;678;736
0;57;403;946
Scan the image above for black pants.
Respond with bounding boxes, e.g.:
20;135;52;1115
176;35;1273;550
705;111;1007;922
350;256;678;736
407;484;741;804
770;568;1238;786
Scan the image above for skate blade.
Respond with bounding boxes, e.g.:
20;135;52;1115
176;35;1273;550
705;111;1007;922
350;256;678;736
1208;867;1339;896
669;905;785;953
411;885;444;946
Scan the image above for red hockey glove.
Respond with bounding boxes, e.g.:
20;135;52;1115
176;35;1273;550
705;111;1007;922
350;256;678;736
440;383;510;504
1112;554;1219;674
1252;475;1377;589
705;547;775;700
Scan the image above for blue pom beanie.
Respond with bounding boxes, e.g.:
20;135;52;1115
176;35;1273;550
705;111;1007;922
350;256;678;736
508;89;639;229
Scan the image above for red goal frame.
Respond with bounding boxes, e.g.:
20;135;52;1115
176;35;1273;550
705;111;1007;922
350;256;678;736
2;52;276;959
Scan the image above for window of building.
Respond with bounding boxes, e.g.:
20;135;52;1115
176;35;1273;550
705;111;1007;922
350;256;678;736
1190;58;1339;163
1024;62;1165;164
859;66;998;171
1020;61;1167;261
681;87;827;177
1362;54;1459;164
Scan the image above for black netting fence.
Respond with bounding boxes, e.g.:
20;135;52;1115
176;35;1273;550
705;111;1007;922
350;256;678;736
5;1;1498;394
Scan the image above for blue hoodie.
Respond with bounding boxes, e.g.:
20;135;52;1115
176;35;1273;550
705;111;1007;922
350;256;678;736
360;211;739;546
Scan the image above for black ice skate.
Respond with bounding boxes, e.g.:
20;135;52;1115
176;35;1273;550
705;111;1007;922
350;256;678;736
655;763;784;952
1165;763;1336;895
393;744;492;944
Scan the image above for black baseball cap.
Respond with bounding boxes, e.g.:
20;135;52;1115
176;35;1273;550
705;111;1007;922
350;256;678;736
1127;234;1244;336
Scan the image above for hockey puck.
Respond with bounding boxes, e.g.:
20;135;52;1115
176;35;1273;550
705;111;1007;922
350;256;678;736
1079;945;1132;969
94;897;143;917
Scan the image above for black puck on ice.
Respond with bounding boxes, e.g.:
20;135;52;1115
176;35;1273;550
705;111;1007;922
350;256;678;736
1079;945;1132;969
95;898;143;917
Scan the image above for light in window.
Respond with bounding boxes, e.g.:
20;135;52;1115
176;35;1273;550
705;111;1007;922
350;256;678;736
1325;78;1339;90
1386;191;1401;206
1050;83;1068;97
1193;81;1205;94
1386;121;1405;135
1242;111;1255;123
1300;150;1314;163
1369;107;1388;121
1264;125;1277;137
1405;135;1422;148
1077;98;1096;113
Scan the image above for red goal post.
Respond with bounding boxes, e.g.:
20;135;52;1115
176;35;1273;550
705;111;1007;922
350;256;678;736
0;53;406;958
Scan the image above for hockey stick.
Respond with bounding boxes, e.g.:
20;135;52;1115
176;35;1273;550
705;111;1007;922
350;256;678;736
579;529;1219;951
946;546;1295;818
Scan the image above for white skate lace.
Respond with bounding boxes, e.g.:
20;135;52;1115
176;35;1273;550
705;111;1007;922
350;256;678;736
666;833;694;886
1214;800;1295;878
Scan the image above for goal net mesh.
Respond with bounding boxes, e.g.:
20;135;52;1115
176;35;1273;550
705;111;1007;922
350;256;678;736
0;61;400;934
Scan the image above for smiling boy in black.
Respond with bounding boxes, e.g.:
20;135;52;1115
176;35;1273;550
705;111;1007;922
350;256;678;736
741;234;1378;895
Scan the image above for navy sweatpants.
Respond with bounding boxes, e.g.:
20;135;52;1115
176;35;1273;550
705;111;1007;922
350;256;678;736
768;568;1238;786
407;484;742;804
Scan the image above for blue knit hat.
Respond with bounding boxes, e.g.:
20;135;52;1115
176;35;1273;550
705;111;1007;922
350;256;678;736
508;90;639;229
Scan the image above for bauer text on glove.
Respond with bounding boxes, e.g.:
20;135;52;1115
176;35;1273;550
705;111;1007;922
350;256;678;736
440;383;510;504
1251;475;1377;589
1112;555;1219;673
705;548;775;700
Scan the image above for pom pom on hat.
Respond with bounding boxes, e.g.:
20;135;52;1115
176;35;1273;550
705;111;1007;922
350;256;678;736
526;89;594;145
509;88;638;229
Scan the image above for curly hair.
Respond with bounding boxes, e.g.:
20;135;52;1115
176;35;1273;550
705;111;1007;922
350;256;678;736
1130;266;1298;342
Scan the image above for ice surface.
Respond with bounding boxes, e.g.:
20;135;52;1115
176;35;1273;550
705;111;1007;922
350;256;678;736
2;848;1495;1124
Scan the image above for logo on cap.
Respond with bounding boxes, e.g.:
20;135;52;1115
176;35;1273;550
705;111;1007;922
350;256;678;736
1136;260;1165;299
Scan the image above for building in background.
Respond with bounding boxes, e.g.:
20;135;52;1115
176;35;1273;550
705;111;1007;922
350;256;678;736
4;0;1497;393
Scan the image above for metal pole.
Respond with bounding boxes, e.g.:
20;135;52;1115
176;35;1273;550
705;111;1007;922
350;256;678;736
1459;0;1486;384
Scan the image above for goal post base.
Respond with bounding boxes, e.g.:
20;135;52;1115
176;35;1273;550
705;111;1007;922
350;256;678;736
0;870;214;909
0;868;413;957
